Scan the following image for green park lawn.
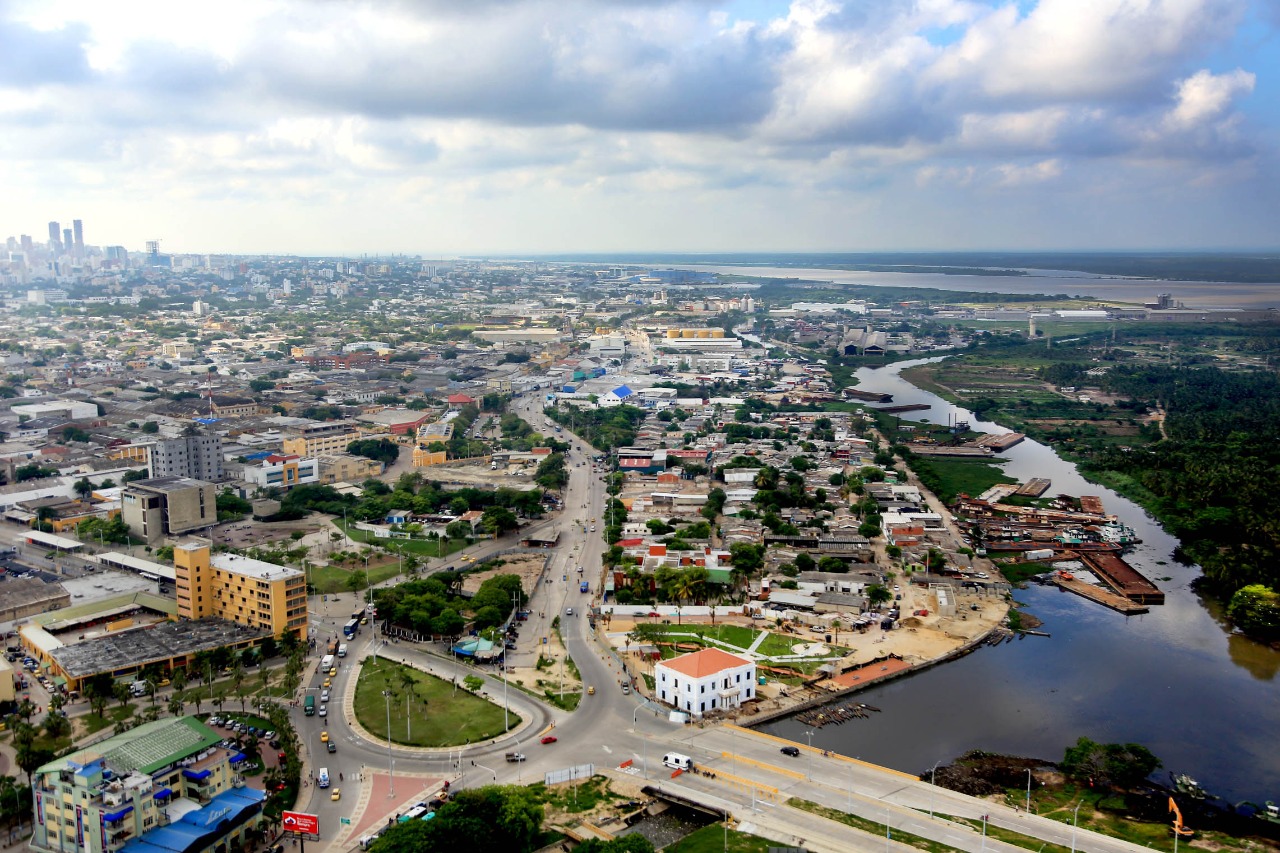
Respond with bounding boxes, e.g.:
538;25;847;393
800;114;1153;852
666;824;778;853
354;657;516;747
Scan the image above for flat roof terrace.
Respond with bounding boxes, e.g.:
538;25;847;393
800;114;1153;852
49;618;269;679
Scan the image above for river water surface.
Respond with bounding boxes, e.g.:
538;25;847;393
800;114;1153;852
762;358;1280;805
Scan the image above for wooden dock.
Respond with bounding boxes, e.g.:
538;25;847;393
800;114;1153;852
1050;575;1149;614
1016;478;1052;498
970;433;1026;452
1079;552;1165;604
874;403;931;414
905;444;994;457
843;389;894;403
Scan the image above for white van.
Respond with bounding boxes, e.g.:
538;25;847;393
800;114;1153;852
338;644;348;658
662;752;694;771
318;768;330;789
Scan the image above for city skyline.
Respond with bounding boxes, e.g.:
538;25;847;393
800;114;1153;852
2;0;1279;255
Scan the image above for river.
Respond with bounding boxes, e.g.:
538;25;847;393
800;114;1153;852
761;357;1280;806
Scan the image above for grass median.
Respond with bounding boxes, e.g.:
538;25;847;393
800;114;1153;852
354;656;516;747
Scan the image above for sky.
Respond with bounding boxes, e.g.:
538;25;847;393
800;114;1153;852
2;0;1279;256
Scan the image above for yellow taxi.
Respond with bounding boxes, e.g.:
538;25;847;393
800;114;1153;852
587;685;596;695
331;788;341;801
323;678;331;689
320;731;329;742
329;667;338;677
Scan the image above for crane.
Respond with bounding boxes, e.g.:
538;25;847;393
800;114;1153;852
1169;797;1195;843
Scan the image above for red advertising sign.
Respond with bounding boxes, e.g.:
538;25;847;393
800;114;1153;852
282;811;319;836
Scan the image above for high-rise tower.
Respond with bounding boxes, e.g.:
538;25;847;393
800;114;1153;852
72;219;83;255
47;221;60;251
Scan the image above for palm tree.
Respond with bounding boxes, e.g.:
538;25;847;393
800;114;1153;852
167;695;184;718
87;686;109;719
187;689;204;715
830;619;842;645
231;663;246;712
171;667;188;694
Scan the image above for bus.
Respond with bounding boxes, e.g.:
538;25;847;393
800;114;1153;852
399;805;428;823
304;695;315;716
343;619;359;639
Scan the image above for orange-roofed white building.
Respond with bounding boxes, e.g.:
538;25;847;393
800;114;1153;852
654;648;757;719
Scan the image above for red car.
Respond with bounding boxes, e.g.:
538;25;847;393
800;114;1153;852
647;612;660;618
541;736;558;745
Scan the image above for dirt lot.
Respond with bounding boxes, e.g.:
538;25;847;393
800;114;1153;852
462;553;549;596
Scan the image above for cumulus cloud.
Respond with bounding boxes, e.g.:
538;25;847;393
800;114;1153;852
0;0;1273;251
1165;68;1256;130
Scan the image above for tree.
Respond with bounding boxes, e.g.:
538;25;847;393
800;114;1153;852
818;556;848;574
445;520;472;541
794;552;815;573
480;506;519;536
866;584;893;608
1227;584;1280;639
140;421;159;434
11;722;54;787
347;569;369;596
73;477;94;498
43;710;71;741
1060;737;1161;790
113;681;131;708
728;543;765;579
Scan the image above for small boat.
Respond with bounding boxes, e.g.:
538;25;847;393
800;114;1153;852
1171;773;1207;800
1260;802;1280;824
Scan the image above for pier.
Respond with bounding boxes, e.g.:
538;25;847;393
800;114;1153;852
1049;574;1150;614
1015;478;1052;497
970;432;1026;452
1079;552;1165;604
905;444;993;457
873;403;931;414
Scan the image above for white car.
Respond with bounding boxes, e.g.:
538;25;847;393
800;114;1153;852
565;608;574;616
319;704;328;717
975;572;989;579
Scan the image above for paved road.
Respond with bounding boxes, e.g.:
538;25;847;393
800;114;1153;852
281;392;1153;853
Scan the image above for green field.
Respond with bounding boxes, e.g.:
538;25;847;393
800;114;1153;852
354;657;515;747
906;455;1017;503
334;520;472;559
666;824;779;853
308;561;402;595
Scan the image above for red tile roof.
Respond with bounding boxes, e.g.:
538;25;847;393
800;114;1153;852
661;648;752;678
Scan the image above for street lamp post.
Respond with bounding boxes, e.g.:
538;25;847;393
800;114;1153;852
803;731;814;780
1025;768;1032;813
383;689;395;797
884;806;891;853
1070;802;1082;853
929;761;941;819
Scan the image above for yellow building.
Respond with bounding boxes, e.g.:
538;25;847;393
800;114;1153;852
107;442;151;465
412;448;447;467
281;421;360;456
316;453;384;484
174;544;307;640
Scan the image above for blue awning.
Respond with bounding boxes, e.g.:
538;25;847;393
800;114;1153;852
182;767;211;781
103;805;134;822
230;753;247;764
152;788;172;800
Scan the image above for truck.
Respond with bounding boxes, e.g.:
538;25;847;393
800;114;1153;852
304;695;315;716
662;752;694;771
320;654;335;672
504;752;526;763
129;680;148;697
1023;549;1055;562
579;581;589;593
338;643;348;658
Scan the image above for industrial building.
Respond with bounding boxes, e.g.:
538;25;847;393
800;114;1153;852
30;717;265;853
120;478;217;543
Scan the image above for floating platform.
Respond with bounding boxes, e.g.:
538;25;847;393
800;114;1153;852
1015;478;1052;498
905;445;994;457
1078;552;1165;604
843;389;894;403
970;433;1026;452
874;403;932;414
1078;496;1106;515
1050;575;1150;614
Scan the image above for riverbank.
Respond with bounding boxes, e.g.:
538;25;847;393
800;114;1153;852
760;356;1280;809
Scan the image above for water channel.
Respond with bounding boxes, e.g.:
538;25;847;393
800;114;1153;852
761;357;1280;806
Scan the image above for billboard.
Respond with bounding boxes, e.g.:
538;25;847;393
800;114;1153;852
282;811;320;836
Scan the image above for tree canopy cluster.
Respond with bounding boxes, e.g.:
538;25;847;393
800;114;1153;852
274;479;544;523
546;404;645;450
347;437;401;465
